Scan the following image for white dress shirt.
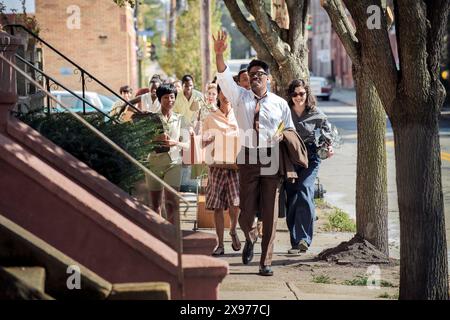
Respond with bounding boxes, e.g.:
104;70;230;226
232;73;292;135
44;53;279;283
216;66;294;148
141;93;161;113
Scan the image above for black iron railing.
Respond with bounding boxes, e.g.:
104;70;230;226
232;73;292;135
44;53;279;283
14;54;118;123
6;24;142;116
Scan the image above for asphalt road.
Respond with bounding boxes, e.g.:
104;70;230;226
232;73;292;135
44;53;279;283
317;97;450;261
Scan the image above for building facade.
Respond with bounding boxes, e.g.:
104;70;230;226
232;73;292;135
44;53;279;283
310;0;354;89
35;0;137;96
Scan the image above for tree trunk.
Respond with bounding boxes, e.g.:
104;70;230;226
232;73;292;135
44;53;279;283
353;66;389;256
269;55;309;99
392;95;449;299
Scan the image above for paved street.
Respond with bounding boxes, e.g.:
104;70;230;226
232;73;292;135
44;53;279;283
318;90;450;261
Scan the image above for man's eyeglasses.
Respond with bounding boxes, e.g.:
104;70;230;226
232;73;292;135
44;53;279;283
248;71;268;79
291;92;306;98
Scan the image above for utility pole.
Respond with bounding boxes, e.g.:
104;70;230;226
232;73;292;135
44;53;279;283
200;0;211;91
135;0;142;88
168;0;177;47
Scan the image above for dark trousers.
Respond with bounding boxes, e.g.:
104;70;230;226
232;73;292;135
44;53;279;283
285;146;321;247
237;148;281;267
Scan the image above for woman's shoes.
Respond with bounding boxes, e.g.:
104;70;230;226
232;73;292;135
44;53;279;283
230;231;241;251
212;246;224;256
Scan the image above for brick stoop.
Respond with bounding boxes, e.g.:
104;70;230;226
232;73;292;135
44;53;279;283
6;117;216;256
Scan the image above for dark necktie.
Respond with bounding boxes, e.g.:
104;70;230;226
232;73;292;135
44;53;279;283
253;92;267;147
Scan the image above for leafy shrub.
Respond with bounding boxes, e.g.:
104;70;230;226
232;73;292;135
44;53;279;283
19;111;161;193
323;208;356;232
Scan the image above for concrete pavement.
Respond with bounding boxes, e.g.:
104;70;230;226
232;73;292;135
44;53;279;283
180;193;399;300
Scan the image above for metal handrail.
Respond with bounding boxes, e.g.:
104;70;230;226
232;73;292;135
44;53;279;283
6;24;143;115
14;53;117;123
0;53;187;299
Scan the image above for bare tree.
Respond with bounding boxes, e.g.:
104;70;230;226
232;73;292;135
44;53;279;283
223;0;310;98
323;0;449;299
224;0;390;257
320;0;390;256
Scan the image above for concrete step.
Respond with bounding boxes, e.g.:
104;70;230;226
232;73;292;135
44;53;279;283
107;282;170;300
4;266;46;292
0;214;112;299
6;118;216;256
0;266;53;300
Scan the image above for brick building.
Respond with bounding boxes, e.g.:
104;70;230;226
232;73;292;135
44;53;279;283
310;0;354;89
35;0;137;96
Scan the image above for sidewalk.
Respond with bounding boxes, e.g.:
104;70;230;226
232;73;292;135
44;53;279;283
331;88;356;106
180;193;400;300
143;61;167;83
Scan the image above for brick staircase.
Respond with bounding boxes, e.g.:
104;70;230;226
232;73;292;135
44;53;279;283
0;29;228;300
0;214;170;300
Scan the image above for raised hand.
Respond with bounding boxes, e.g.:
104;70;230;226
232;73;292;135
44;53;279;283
212;30;228;55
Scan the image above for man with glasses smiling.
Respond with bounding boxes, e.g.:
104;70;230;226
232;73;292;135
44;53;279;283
213;30;295;276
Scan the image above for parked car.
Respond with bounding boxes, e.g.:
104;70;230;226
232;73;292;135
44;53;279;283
51;91;115;114
310;75;333;101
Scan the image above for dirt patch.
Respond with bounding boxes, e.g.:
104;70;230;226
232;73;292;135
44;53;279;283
317;234;399;266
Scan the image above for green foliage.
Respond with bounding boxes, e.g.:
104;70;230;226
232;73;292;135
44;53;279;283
159;0;226;87
314;198;333;210
113;0;136;8
312;274;333;284
323;208;356;233
0;0;40;34
343;275;367;286
19;111;162;193
343;275;395;287
378;292;399;299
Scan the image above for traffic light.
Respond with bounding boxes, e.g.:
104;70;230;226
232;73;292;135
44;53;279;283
145;41;152;58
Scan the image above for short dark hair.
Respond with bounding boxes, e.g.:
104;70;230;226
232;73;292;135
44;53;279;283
287;79;317;112
237;69;248;81
149;78;161;86
156;83;177;102
181;74;194;84
247;59;269;74
119;85;132;94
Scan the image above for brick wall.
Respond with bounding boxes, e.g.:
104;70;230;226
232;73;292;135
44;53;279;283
35;0;137;97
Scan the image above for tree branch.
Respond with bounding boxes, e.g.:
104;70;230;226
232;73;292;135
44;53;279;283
426;0;450;77
243;0;290;65
285;0;307;53
223;0;273;62
343;0;398;115
397;1;431;99
321;0;360;65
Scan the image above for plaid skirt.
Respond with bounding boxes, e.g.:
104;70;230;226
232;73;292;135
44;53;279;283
206;166;240;210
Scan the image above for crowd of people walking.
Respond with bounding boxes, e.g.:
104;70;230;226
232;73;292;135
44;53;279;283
110;31;335;276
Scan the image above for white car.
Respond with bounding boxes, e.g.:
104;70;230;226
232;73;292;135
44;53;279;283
310;75;333;101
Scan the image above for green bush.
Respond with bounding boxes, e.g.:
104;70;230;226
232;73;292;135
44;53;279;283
312;274;333;284
19;111;161;193
324;208;356;232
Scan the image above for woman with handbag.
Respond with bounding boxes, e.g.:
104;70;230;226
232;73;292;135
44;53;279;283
202;85;241;256
285;79;334;254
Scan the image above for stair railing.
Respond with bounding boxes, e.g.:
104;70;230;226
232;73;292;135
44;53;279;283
14;53;117;122
6;24;143;115
0;53;187;299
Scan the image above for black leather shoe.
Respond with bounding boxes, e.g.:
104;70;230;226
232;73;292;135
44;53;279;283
259;265;273;276
242;238;257;265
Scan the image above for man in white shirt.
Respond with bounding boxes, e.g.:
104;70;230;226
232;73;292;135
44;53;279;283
213;30;294;276
141;78;161;113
